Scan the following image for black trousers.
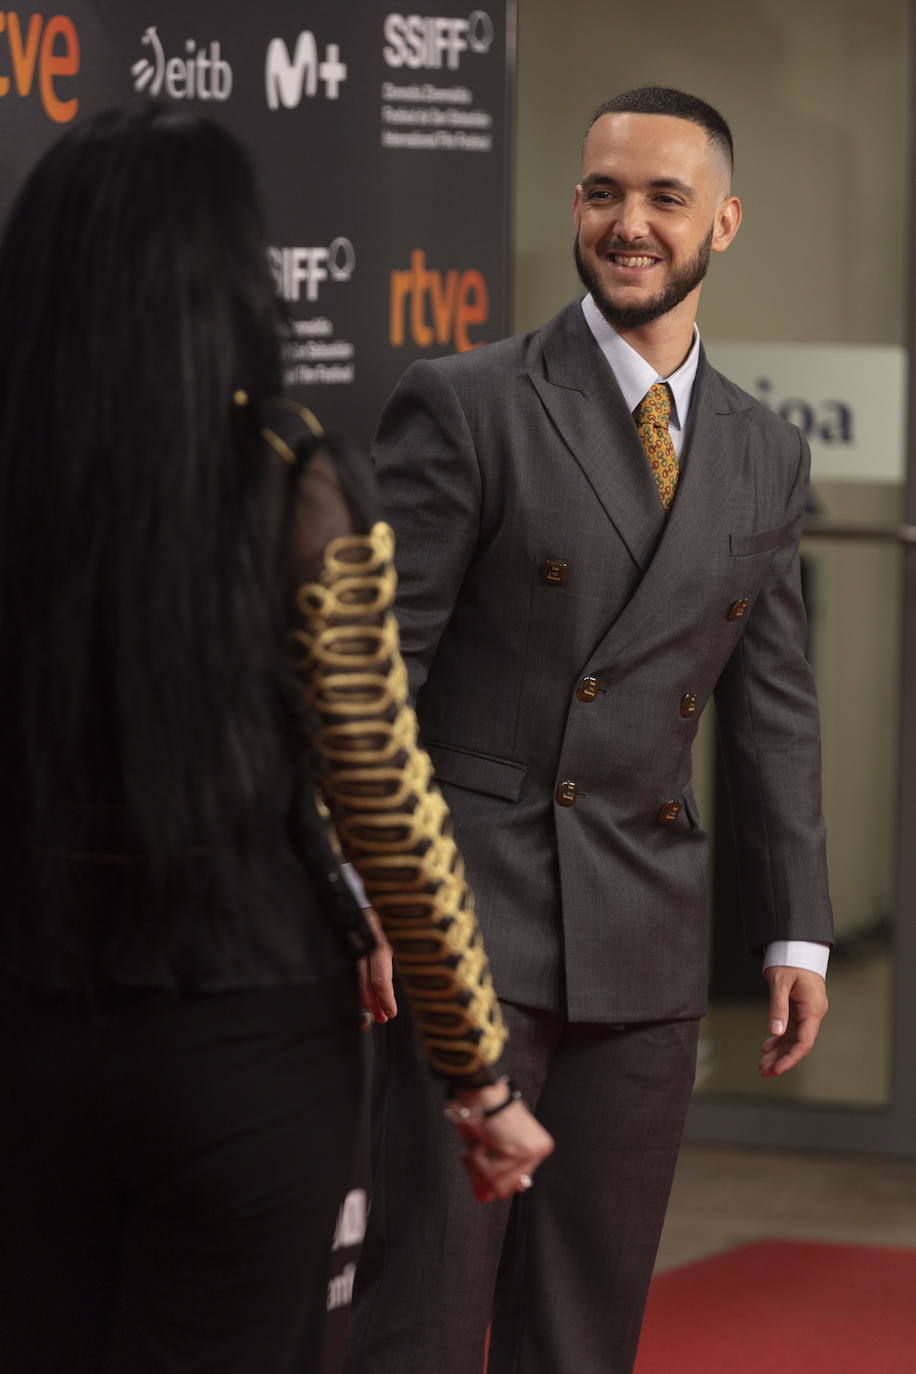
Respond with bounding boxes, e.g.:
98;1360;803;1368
0;972;362;1374
346;998;699;1374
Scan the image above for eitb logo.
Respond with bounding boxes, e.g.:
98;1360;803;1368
131;26;233;101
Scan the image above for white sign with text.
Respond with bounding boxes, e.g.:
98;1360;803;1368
706;340;907;484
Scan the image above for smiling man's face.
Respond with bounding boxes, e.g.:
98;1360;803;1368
573;112;739;333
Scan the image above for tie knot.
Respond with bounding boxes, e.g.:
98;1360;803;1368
635;382;672;429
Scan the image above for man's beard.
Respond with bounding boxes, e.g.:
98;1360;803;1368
574;227;713;331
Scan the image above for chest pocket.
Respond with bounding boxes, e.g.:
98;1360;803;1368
729;511;804;558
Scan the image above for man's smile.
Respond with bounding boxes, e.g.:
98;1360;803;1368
603;251;663;276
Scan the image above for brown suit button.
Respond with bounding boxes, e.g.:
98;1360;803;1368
556;779;577;806
680;692;698;718
657;800;682;824
727;597;750;621
576;676;599;702
543;559;568;586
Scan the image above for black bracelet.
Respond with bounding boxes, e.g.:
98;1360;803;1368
443;1076;523;1123
482;1080;523;1118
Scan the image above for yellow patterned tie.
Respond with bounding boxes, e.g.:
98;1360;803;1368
635;382;679;511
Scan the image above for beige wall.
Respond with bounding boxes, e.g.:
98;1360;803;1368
512;6;912;1091
513;0;910;344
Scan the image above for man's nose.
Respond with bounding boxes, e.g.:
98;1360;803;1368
612;196;651;243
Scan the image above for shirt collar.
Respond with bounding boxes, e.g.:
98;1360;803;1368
581;293;700;433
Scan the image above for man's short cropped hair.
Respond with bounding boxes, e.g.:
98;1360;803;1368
587;87;734;175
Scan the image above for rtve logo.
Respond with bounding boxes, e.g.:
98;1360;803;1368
0;11;79;123
131;26;232;101
383;10;494;70
265;31;347;109
268;239;356;303
390;250;488;352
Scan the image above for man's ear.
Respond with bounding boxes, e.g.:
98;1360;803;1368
711;195;742;254
573;184;586;224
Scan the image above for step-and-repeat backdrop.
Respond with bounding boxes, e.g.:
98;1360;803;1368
1;3;515;1365
0;1;514;452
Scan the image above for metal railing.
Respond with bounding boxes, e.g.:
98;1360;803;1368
802;519;916;543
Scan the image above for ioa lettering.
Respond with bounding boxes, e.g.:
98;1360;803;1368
390;250;488;352
268;240;356;303
383;10;494;70
265;31;347;108
0;10;79;123
131;26;232;101
755;376;853;445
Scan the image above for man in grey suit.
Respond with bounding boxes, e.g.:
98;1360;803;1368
345;86;832;1374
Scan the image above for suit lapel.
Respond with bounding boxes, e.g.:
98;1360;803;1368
527;306;755;665
529;303;666;570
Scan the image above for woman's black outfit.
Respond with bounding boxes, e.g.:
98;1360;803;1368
0;403;505;1374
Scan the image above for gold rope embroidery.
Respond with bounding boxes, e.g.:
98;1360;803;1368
291;522;506;1077
262;400;325;466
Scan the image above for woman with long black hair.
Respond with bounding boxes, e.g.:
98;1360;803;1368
0;106;550;1374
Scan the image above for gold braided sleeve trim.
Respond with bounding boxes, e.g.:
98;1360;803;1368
292;521;506;1079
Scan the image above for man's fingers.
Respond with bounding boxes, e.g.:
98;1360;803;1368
767;987;789;1038
759;1012;820;1077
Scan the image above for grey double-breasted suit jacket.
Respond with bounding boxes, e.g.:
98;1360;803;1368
374;300;833;1024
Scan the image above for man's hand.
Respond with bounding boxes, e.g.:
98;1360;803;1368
358;905;398;1025
759;965;828;1078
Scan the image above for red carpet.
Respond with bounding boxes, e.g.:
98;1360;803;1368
635;1239;916;1372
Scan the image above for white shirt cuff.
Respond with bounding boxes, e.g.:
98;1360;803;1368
340;861;369;910
763;940;829;978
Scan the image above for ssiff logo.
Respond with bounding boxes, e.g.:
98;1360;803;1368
131;26;232;101
265;31;347;108
390;250;488;352
383;11;494;69
268;239;356;303
0;11;80;122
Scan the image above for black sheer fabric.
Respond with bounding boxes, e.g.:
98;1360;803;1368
0;409;375;994
1;403;506;1080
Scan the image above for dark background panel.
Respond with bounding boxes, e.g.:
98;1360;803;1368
1;2;513;447
1;3;514;1367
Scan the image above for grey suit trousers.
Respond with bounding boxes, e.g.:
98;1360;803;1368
344;998;698;1374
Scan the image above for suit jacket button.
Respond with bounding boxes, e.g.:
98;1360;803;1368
576;676;599;702
727;597;750;621
556;780;577;806
680;692;698;718
543;559;568;585
657;800;682;823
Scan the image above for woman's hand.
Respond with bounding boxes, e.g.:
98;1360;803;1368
357;905;398;1025
447;1082;554;1203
